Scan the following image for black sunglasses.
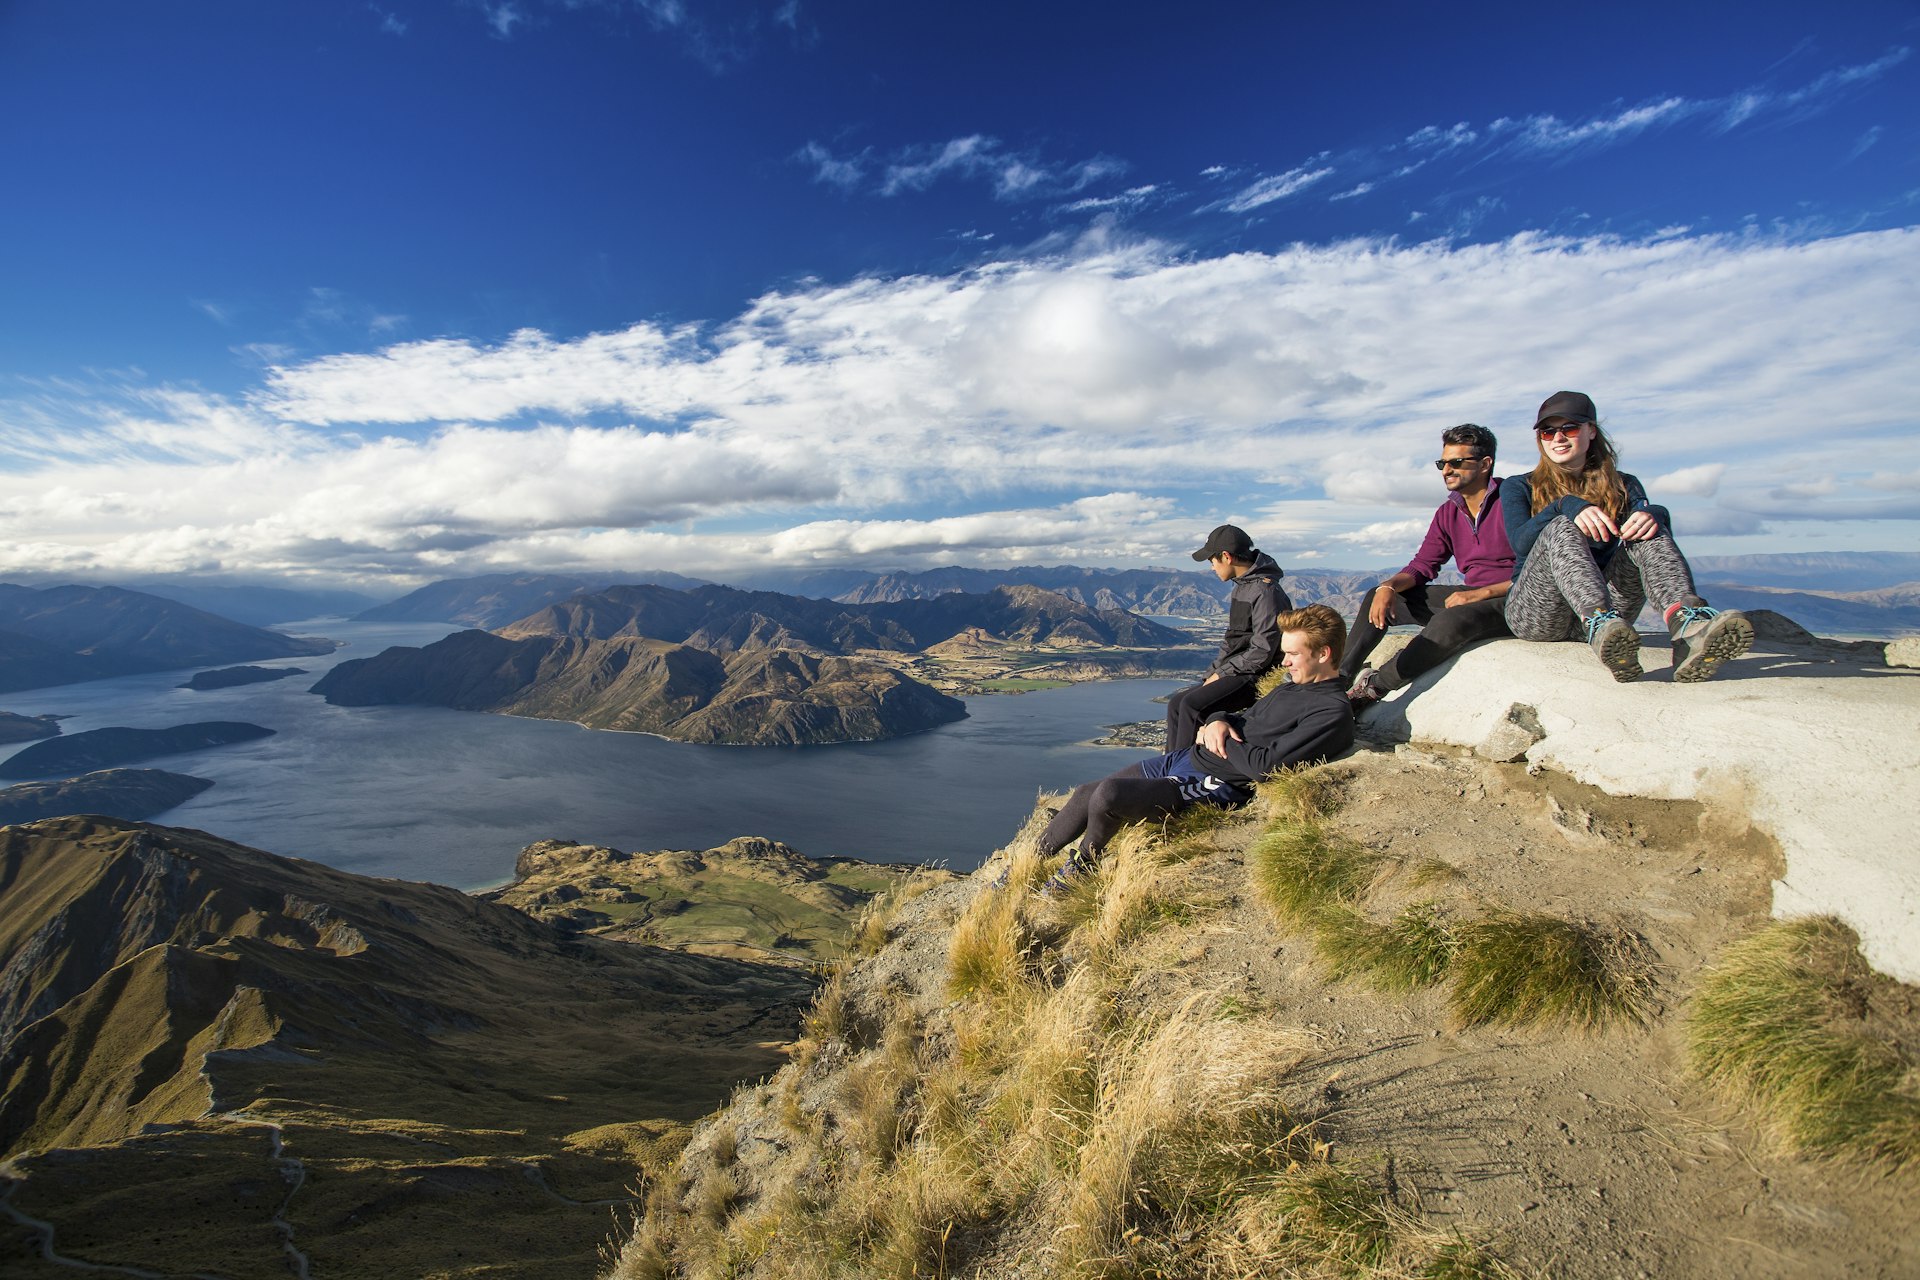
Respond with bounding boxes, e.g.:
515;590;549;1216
1432;455;1488;471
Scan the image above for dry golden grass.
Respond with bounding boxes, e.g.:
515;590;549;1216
606;775;1513;1280
1688;916;1920;1166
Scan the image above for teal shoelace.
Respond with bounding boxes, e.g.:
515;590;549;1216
1670;604;1720;627
1583;609;1623;644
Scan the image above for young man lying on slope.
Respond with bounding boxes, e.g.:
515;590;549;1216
1037;603;1356;892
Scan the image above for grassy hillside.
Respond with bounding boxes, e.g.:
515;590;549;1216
0;817;827;1278
490;834;951;967
607;749;1919;1279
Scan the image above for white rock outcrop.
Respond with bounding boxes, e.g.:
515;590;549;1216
1361;624;1920;983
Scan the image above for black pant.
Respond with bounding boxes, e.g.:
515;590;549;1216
1163;673;1260;752
1340;584;1512;691
1039;762;1186;859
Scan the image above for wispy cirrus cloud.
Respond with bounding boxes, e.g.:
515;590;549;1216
798;134;1127;202
470;0;811;70
4;226;1915;585
1222;47;1911;215
1213;160;1334;213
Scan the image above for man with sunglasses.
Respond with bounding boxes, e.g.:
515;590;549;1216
1341;423;1515;708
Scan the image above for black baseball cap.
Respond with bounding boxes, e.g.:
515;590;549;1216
1535;390;1597;426
1191;524;1256;561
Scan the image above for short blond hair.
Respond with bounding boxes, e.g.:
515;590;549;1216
1278;604;1346;666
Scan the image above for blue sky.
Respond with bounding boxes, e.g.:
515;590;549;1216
1;0;1916;590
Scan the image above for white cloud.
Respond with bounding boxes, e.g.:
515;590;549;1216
6;226;1917;585
1649;463;1726;497
1496;97;1692;156
798;140;865;190
1218;162;1334;213
798;135;1127;203
1847;125;1884;163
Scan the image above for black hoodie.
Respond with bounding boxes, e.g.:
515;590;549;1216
1192;675;1354;786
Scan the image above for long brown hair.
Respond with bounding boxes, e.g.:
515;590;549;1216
1528;422;1629;520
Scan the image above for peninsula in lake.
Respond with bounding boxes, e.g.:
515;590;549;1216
315;582;1195;745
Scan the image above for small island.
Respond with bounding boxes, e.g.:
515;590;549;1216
0;721;276;780
180;665;309;691
0;768;214;824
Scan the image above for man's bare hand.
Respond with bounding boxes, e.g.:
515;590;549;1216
1368;587;1395;629
1196;719;1242;757
1444;587;1486;607
1202;672;1220;685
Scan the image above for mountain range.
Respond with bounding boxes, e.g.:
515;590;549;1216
0;584;335;694
317;582;1189;745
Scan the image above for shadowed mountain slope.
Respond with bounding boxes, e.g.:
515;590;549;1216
0;769;212;825
356;570;712;627
0;584;334;693
0;722;274;781
0;817;818;1277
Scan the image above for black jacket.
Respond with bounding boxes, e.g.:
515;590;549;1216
1209;552;1291;679
1192;676;1354;786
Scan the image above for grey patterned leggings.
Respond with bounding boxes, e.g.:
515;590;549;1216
1504;517;1700;641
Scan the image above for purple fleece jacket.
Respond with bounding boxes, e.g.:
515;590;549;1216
1399;476;1515;589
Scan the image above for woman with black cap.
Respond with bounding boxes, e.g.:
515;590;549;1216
1501;391;1752;683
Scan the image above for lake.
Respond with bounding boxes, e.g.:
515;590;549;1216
0;620;1186;887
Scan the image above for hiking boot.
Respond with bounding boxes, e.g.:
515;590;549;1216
1668;605;1753;683
1347;668;1384;711
1584;610;1642;682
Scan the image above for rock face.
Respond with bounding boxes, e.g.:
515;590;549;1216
320;582;1194;746
0;768;213;824
0;817;816;1276
1356;619;1920;985
179;665;308;690
0;722;275;780
0;583;334;693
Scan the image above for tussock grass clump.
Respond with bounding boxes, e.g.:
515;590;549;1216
1688;917;1920;1166
1249;821;1383;928
1053;992;1320;1274
1318;902;1458;993
947;879;1037;1001
1448;910;1654;1030
1249;765;1657;1031
1254;764;1338;827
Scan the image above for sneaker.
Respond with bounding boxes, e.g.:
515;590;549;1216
1668;605;1753;683
1584;610;1643;682
1347;668;1384;711
1041;846;1098;896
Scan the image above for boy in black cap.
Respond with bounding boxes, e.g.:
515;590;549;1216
1164;524;1290;750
